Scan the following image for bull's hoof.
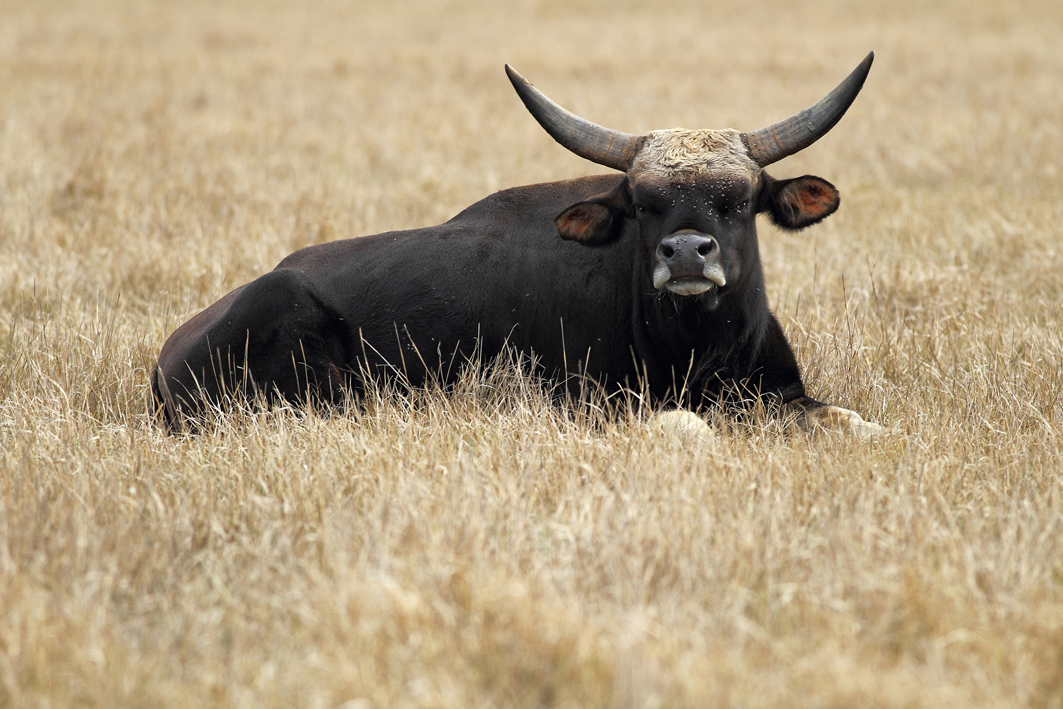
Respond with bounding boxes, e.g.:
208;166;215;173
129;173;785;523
652;409;715;442
801;405;885;438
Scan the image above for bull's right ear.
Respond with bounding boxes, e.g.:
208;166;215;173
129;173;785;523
759;175;840;231
555;180;630;245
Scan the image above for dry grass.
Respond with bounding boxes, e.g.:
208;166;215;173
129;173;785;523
2;0;1063;706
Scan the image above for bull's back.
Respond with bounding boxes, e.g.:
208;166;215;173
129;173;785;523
151;174;636;421
273;174;638;383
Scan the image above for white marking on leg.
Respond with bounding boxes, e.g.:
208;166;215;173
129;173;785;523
652;409;714;443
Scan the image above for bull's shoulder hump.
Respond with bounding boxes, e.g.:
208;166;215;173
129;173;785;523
272;174;626;271
446;174;624;225
273;229;416;269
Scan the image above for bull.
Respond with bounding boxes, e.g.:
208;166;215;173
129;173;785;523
151;53;881;435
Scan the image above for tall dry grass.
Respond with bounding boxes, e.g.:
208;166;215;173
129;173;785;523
1;0;1062;706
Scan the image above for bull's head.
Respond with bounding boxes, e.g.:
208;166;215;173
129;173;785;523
507;54;872;308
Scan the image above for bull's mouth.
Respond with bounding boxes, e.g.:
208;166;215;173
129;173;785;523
653;262;727;297
664;277;718;296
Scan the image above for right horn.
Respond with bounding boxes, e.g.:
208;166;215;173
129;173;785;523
506;64;644;173
743;52;874;167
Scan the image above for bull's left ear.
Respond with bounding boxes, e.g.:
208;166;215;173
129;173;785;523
760;175;840;230
555;180;630;245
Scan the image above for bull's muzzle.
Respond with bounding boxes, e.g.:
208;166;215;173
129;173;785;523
653;231;727;296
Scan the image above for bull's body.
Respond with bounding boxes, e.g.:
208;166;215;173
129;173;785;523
152;55;881;433
153;174;804;424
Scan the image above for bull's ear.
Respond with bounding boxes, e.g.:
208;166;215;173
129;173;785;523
760;175;840;230
555;180;630;245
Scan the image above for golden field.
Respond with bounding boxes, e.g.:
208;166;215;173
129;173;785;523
1;0;1062;706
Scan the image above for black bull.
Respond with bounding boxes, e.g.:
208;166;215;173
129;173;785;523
152;54;881;434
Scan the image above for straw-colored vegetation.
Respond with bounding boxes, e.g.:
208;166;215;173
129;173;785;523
2;0;1062;706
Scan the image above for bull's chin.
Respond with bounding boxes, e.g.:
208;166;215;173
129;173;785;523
664;277;718;297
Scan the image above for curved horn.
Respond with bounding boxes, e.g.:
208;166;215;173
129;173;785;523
743;52;874;167
505;65;643;172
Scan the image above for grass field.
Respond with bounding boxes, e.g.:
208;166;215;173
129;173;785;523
2;0;1063;706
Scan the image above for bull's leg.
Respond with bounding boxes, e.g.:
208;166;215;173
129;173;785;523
653;401;884;443
781;397;884;437
752;314;882;436
152;268;350;427
672;313;884;438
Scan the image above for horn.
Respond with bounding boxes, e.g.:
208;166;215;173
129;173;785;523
743;52;874;167
505;65;643;172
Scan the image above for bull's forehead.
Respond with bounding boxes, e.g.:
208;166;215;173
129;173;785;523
629;128;761;183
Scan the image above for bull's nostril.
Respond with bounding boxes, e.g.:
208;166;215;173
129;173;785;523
661;245;675;259
697;241;717;257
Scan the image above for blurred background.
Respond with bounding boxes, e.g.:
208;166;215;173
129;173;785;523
2;0;1059;305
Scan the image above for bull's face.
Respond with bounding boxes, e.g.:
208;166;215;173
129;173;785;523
552;128;840;307
506;54;871;306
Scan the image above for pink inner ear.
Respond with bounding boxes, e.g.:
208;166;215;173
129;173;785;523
557;205;597;241
557;211;585;239
785;178;839;222
797;183;832;217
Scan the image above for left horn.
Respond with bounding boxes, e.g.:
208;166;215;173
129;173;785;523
506;65;643;173
743;52;874;167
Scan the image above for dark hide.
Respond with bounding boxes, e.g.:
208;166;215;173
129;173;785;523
152;171;837;429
